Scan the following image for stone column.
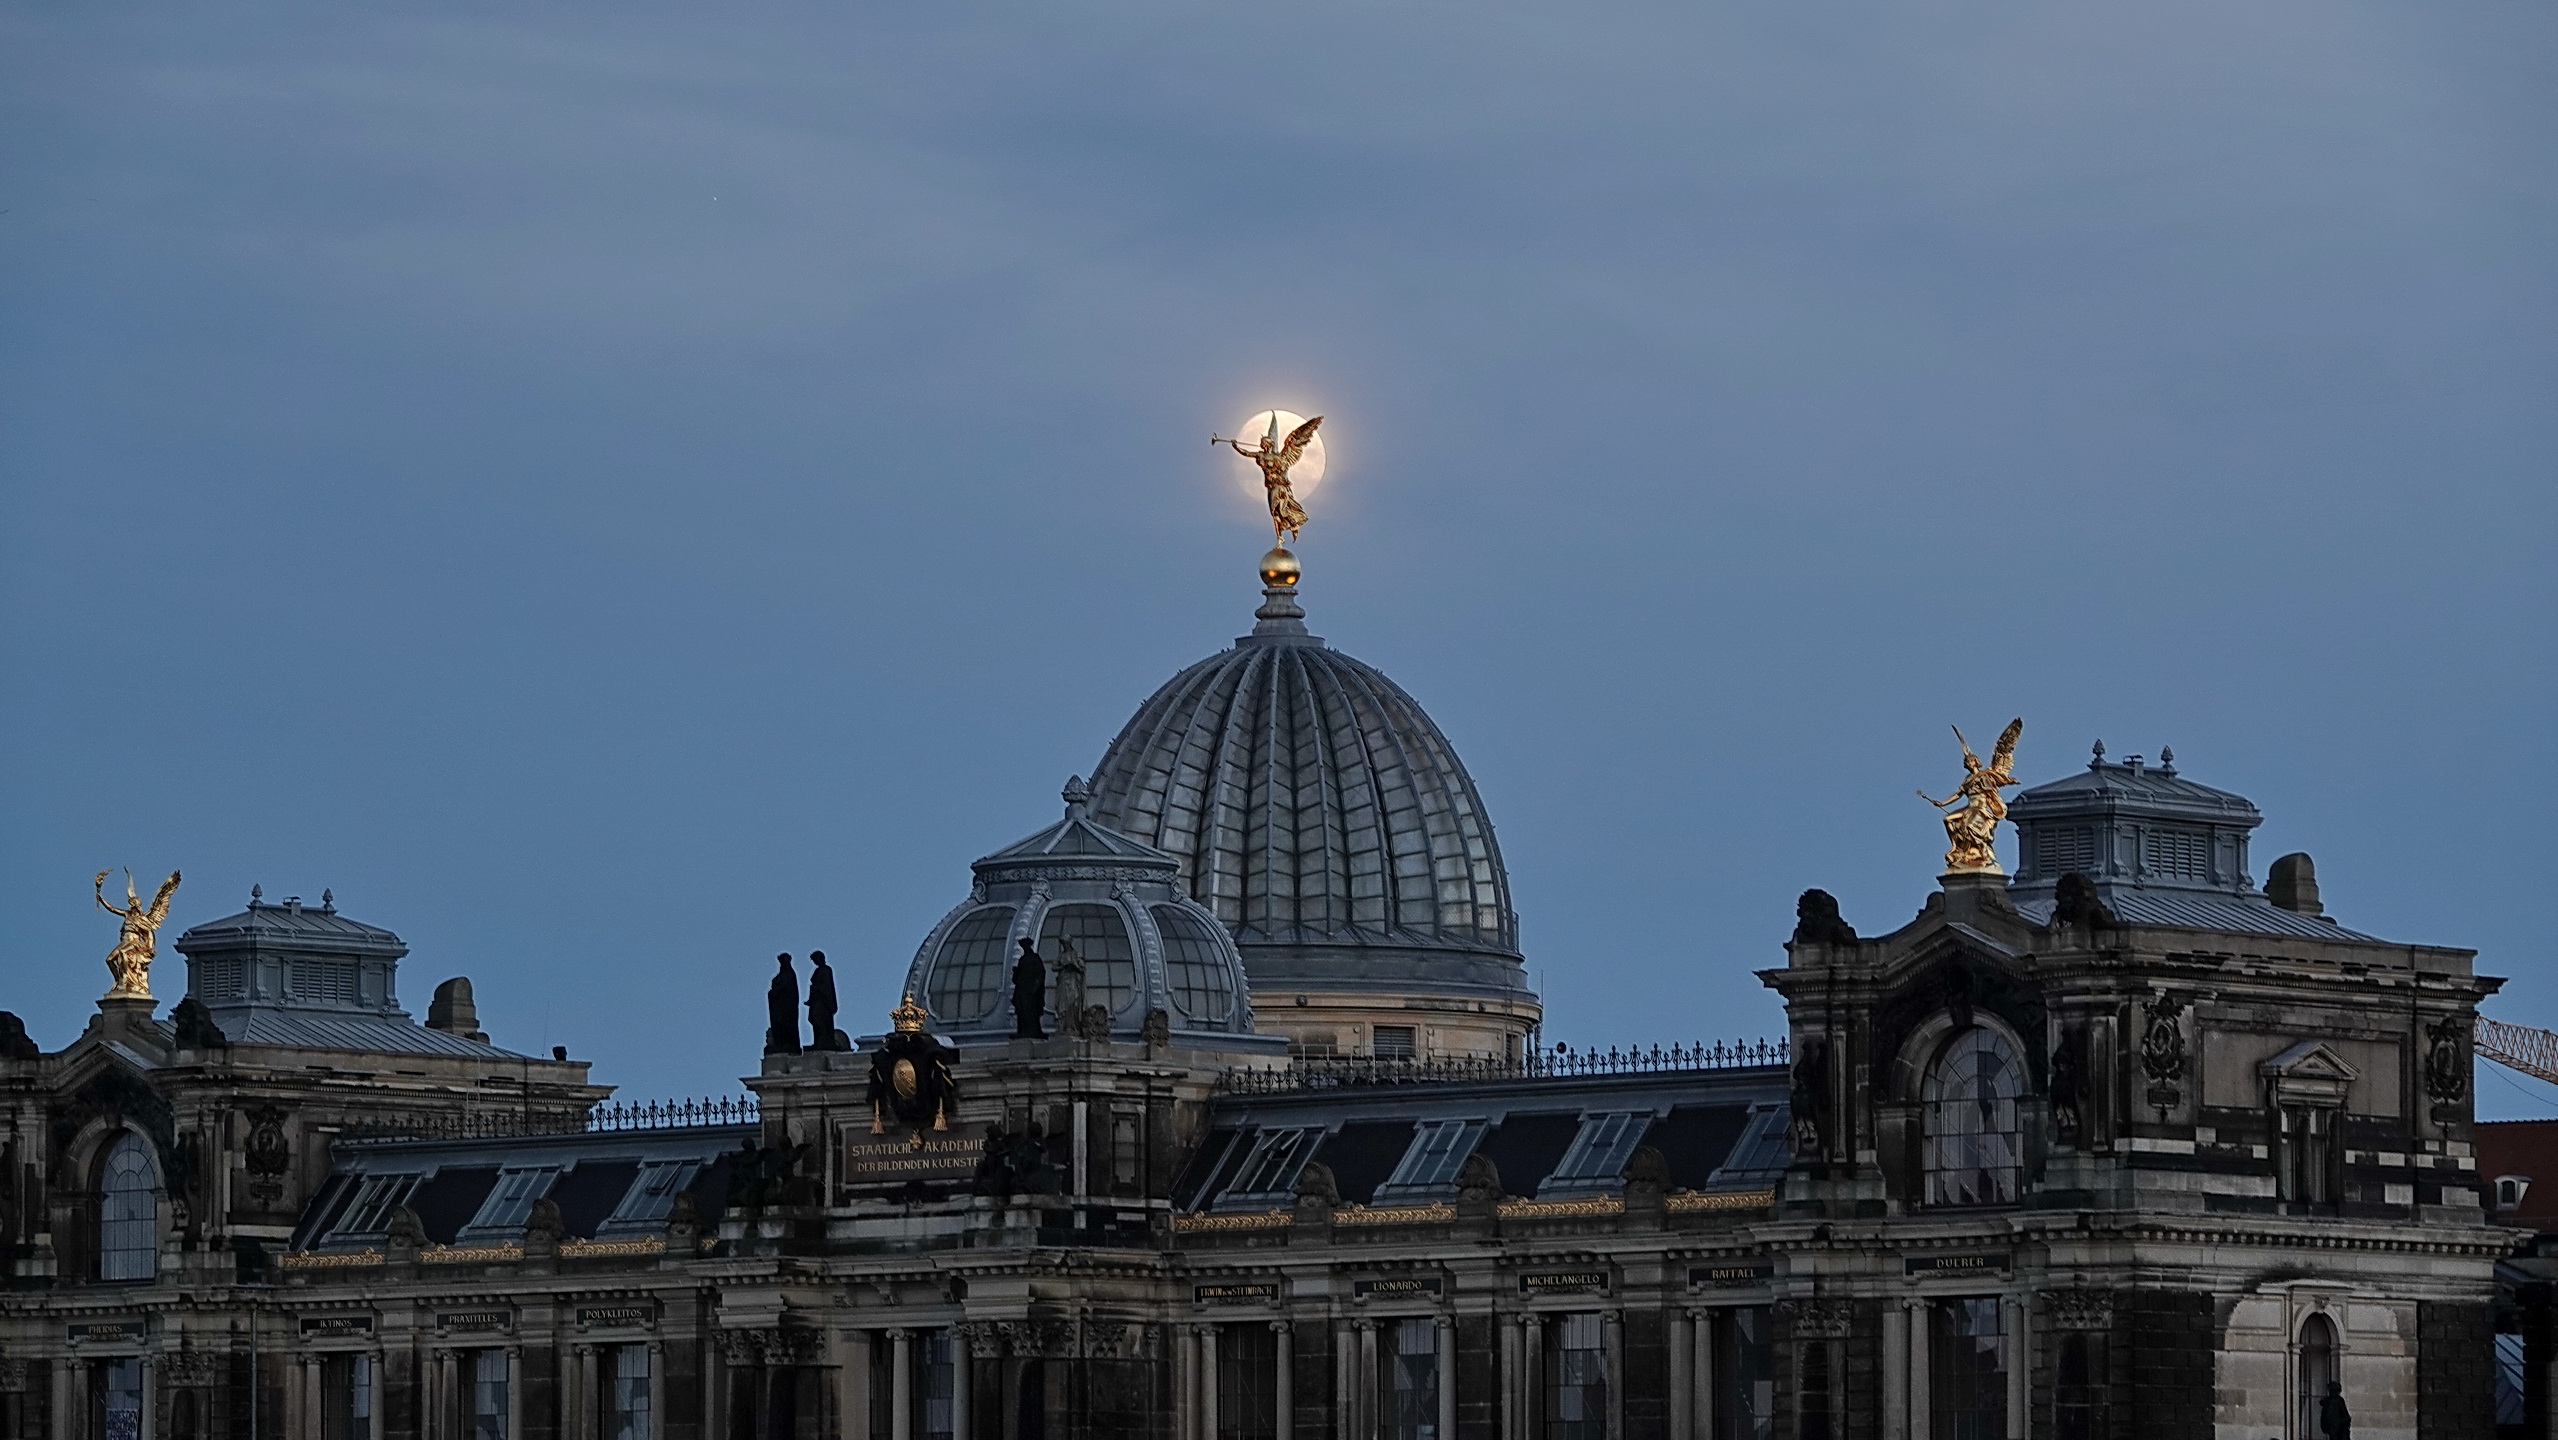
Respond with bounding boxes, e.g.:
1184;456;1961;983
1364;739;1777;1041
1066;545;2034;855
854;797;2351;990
645;1343;665;1440
1200;1326;1219;1440
889;1332;912;1440
951;1335;971;1440
1271;1323;1293;1440
1433;1317;1455;1440
370;1351;388;1440
1881;1303;1907;1440
1669;1314;1691;1440
2002;1296;2026;1440
291;1355;313;1440
1603;1312;1625;1440
136;1356;154;1440
504;1347;523;1440
1692;1311;1715;1440
570;1345;595;1440
1355;1321;1378;1440
49;1355;73;1440
1904;1299;1929;1440
1520;1317;1543;1440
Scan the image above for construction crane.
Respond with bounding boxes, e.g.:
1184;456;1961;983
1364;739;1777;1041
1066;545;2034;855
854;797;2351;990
2477;1017;2558;1087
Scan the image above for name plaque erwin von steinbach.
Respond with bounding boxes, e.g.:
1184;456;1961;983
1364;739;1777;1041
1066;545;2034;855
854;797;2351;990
840;1123;988;1189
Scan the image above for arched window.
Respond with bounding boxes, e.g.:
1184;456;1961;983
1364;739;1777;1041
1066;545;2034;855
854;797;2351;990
97;1133;159;1281
2297;1314;2339;1439
927;907;1016;1022
1923;1027;2023;1207
1153;905;1234;1024
1037;905;1136;1016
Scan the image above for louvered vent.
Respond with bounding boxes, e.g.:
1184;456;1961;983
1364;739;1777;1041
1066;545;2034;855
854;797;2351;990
191;957;245;1002
290;960;359;1005
2037;827;2097;876
2143;830;2210;881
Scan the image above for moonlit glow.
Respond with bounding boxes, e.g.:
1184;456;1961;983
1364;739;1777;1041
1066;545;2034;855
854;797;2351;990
1227;409;1327;498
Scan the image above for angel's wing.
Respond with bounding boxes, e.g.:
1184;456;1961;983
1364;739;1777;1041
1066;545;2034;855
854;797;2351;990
1989;718;2024;775
1951;724;1981;772
1277;415;1324;468
145;870;181;924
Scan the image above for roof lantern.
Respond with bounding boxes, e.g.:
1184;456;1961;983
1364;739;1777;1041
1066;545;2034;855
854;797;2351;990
173;887;524;1056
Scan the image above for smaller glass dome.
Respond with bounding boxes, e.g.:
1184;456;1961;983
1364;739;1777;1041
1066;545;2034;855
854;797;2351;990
900;779;1285;1054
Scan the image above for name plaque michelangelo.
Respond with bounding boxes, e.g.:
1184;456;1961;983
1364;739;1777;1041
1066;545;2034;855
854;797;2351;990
1520;1272;1610;1296
1195;1283;1279;1305
841;1124;988;1189
1352;1277;1444;1299
1904;1253;2011;1277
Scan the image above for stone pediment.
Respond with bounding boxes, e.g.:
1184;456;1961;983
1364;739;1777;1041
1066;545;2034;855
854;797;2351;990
2259;1040;2360;1083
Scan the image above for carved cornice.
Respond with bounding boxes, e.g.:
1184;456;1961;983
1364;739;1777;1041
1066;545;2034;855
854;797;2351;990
1172;1210;1291;1233
1666;1189;1777;1213
1336;1203;1456;1226
1498;1196;1622;1219
276;1250;383;1270
559;1236;665;1259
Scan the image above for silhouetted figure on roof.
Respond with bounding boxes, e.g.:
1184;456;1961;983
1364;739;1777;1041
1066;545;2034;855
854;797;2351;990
806;951;845;1051
1011;939;1047;1039
765;954;801;1055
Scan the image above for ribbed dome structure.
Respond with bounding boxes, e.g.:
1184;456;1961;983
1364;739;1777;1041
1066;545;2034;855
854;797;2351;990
1085;569;1531;1031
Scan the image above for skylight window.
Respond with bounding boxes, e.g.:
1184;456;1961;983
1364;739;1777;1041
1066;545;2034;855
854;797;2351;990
1545;1112;1655;1192
460;1166;561;1237
600;1160;702;1234
1378;1119;1485;1197
336;1174;424;1236
1222;1127;1325;1204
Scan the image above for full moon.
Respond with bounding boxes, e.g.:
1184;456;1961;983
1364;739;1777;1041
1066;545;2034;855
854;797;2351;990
1225;410;1328;499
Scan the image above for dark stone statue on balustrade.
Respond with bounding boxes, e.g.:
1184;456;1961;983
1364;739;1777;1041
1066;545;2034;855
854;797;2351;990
806;950;847;1051
764;953;801;1056
1011;938;1047;1040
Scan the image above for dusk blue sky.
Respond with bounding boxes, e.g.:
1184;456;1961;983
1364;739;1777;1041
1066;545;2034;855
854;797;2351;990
5;4;2552;1110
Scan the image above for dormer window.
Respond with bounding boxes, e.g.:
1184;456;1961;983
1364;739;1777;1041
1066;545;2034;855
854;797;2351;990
1546;1112;1654;1193
2497;1175;2531;1212
459;1165;560;1239
1376;1119;1486;1199
1220;1127;1324;1206
336;1173;424;1237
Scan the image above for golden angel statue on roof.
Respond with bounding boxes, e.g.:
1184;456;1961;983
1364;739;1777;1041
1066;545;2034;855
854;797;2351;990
1215;412;1324;545
1918;719;2023;875
95;867;181;1001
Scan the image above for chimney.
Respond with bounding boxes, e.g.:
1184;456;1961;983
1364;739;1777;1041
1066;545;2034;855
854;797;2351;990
2266;853;2324;916
427;977;489;1044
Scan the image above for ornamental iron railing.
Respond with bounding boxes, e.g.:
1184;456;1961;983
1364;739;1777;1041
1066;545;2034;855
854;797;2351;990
337;1095;759;1144
1214;1038;1787;1094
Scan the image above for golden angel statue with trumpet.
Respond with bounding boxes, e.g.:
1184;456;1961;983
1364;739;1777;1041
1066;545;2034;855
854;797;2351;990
1214;412;1323;545
1919;720;2023;874
95;868;182;1001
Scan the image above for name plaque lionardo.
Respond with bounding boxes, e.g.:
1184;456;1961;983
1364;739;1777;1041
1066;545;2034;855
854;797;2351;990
438;1311;513;1333
1195;1283;1279;1305
1352;1277;1445;1299
1520;1272;1610;1296
1691;1263;1774;1289
1904;1253;2011;1276
841;1125;988;1188
300;1316;374;1336
67;1321;144;1341
577;1306;658;1329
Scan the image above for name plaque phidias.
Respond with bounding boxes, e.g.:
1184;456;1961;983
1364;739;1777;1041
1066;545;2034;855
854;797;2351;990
1520;1272;1610;1296
300;1316;374;1336
1691;1263;1774;1289
1195;1283;1279;1304
577;1306;658;1329
1352;1277;1444;1299
67;1321;144;1341
841;1124;987;1188
1904;1253;2011;1276
438;1311;513;1333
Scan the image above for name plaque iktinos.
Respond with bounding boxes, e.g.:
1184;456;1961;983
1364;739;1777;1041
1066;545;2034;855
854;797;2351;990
300;1316;374;1336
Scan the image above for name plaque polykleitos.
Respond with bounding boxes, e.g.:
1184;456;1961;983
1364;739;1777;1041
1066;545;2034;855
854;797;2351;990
1520;1272;1610;1296
438;1311;513;1333
1691;1263;1774;1289
1195;1283;1279;1304
67;1321;144;1341
841;1125;988;1189
1353;1277;1445;1298
1904;1253;2011;1276
577;1306;658;1329
300;1316;374;1336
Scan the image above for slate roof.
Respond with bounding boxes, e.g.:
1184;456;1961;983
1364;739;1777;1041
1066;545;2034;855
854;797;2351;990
2008;891;2379;941
212;1010;525;1058
292;1125;751;1251
1177;1064;1790;1212
176;894;407;957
